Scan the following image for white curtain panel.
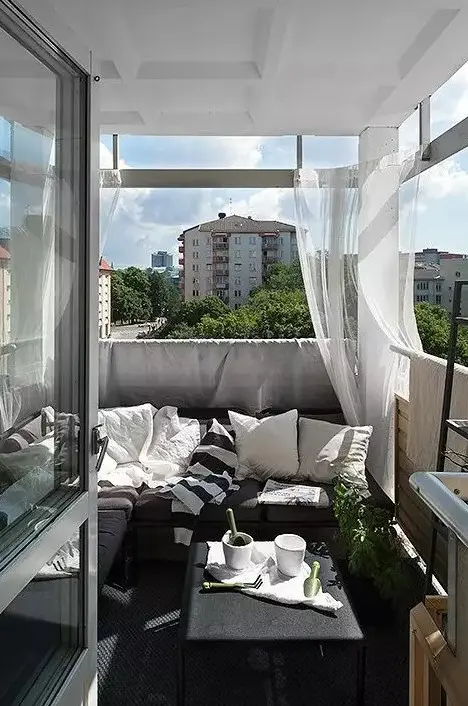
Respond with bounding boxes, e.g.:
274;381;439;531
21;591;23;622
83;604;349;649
6;126;56;431
294;152;422;495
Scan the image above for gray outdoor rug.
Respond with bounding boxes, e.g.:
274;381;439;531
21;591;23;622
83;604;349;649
98;561;418;706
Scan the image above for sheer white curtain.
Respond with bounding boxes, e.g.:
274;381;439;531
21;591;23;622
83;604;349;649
5;125;56;431
294;151;422;495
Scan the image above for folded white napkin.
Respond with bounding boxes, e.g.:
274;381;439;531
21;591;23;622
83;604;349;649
206;541;343;613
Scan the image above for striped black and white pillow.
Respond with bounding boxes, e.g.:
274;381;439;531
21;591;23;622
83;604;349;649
170;419;238;516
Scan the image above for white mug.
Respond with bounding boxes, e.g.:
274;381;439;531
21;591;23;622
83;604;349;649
274;534;306;577
222;531;254;570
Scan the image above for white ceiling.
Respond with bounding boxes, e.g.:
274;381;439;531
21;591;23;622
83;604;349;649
13;0;468;135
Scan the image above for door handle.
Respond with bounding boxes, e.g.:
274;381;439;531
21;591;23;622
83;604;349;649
92;424;109;473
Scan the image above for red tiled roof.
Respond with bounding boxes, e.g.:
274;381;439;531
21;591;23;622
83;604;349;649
99;257;112;272
0;245;10;261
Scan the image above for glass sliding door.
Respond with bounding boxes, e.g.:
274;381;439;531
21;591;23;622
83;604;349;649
0;2;98;705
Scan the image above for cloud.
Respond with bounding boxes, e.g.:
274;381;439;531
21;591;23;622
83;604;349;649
419;156;468;200
100;136;298;267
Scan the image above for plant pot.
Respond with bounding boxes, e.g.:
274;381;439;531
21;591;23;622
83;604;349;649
336;559;396;627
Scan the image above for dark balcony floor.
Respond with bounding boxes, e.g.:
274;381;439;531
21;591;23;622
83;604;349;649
98;560;423;706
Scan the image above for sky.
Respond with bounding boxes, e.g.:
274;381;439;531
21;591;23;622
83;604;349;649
99;60;468;269
2;61;468;267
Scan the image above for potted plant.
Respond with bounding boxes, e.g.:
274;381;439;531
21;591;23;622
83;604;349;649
333;480;410;616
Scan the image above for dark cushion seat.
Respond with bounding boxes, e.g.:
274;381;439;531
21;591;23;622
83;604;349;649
134;479;263;524
98;486;139;521
97;510;128;593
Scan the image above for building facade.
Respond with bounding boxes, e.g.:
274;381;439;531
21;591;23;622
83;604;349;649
151;250;173;269
179;213;297;307
413;251;468;316
99;257;112;338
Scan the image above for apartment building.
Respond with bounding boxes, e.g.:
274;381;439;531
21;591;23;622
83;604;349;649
413;251;468;315
99;257;112;338
179;213;297;307
440;256;468;316
413;265;442;305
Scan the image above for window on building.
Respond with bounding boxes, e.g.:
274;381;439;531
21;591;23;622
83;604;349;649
192;264;199;271
456;271;461;277
436;282;441;291
192;289;199;297
234;236;241;245
249;249;256;258
249;263;257;272
193;277;199;284
193;251;199;259
234;277;241;285
249;236;256;245
280;250;284;259
193;238;199;246
234;264;241;272
206;263;212;270
234;250;241;258
279;237;284;244
234;289;242;298
436;295;442;304
249;276;257;285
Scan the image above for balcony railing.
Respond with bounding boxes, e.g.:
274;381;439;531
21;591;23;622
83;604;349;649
214;267;229;276
262;240;279;249
178;245;184;253
213;256;229;263
213;242;229;250
99;338;338;413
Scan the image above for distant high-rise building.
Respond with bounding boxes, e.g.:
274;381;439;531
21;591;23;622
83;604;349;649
178;213;297;308
151;251;173;269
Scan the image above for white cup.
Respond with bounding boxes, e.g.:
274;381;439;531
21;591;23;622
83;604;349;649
274;534;306;577
222;531;254;571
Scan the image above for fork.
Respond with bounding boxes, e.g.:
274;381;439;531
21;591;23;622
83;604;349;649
202;574;263;591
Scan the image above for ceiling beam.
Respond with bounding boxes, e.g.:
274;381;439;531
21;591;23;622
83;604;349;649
112;168;295;189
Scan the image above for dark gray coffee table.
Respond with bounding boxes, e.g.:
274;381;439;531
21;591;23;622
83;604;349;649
177;541;366;705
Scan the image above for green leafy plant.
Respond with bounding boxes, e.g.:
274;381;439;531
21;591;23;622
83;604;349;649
333;480;407;602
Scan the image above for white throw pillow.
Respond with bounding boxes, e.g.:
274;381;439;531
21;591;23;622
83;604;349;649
298;417;372;488
98;403;157;465
229;409;299;481
146;406;200;481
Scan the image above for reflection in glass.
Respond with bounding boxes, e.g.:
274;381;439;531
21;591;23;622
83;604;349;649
0;532;82;705
0;23;85;563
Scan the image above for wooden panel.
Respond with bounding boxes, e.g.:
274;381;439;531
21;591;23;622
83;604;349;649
395;395;448;588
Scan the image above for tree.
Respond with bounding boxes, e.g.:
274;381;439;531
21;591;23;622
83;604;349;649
262;259;304;291
415;303;468;366
148;270;181;320
180;296;230;327
111;268;152;324
121;266;150;297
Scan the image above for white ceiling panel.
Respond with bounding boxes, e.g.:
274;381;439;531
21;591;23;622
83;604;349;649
11;0;468;135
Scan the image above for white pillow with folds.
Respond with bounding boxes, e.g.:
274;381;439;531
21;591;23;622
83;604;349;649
145;406;200;482
229;409;299;481
98;403;157;465
298;418;372;489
